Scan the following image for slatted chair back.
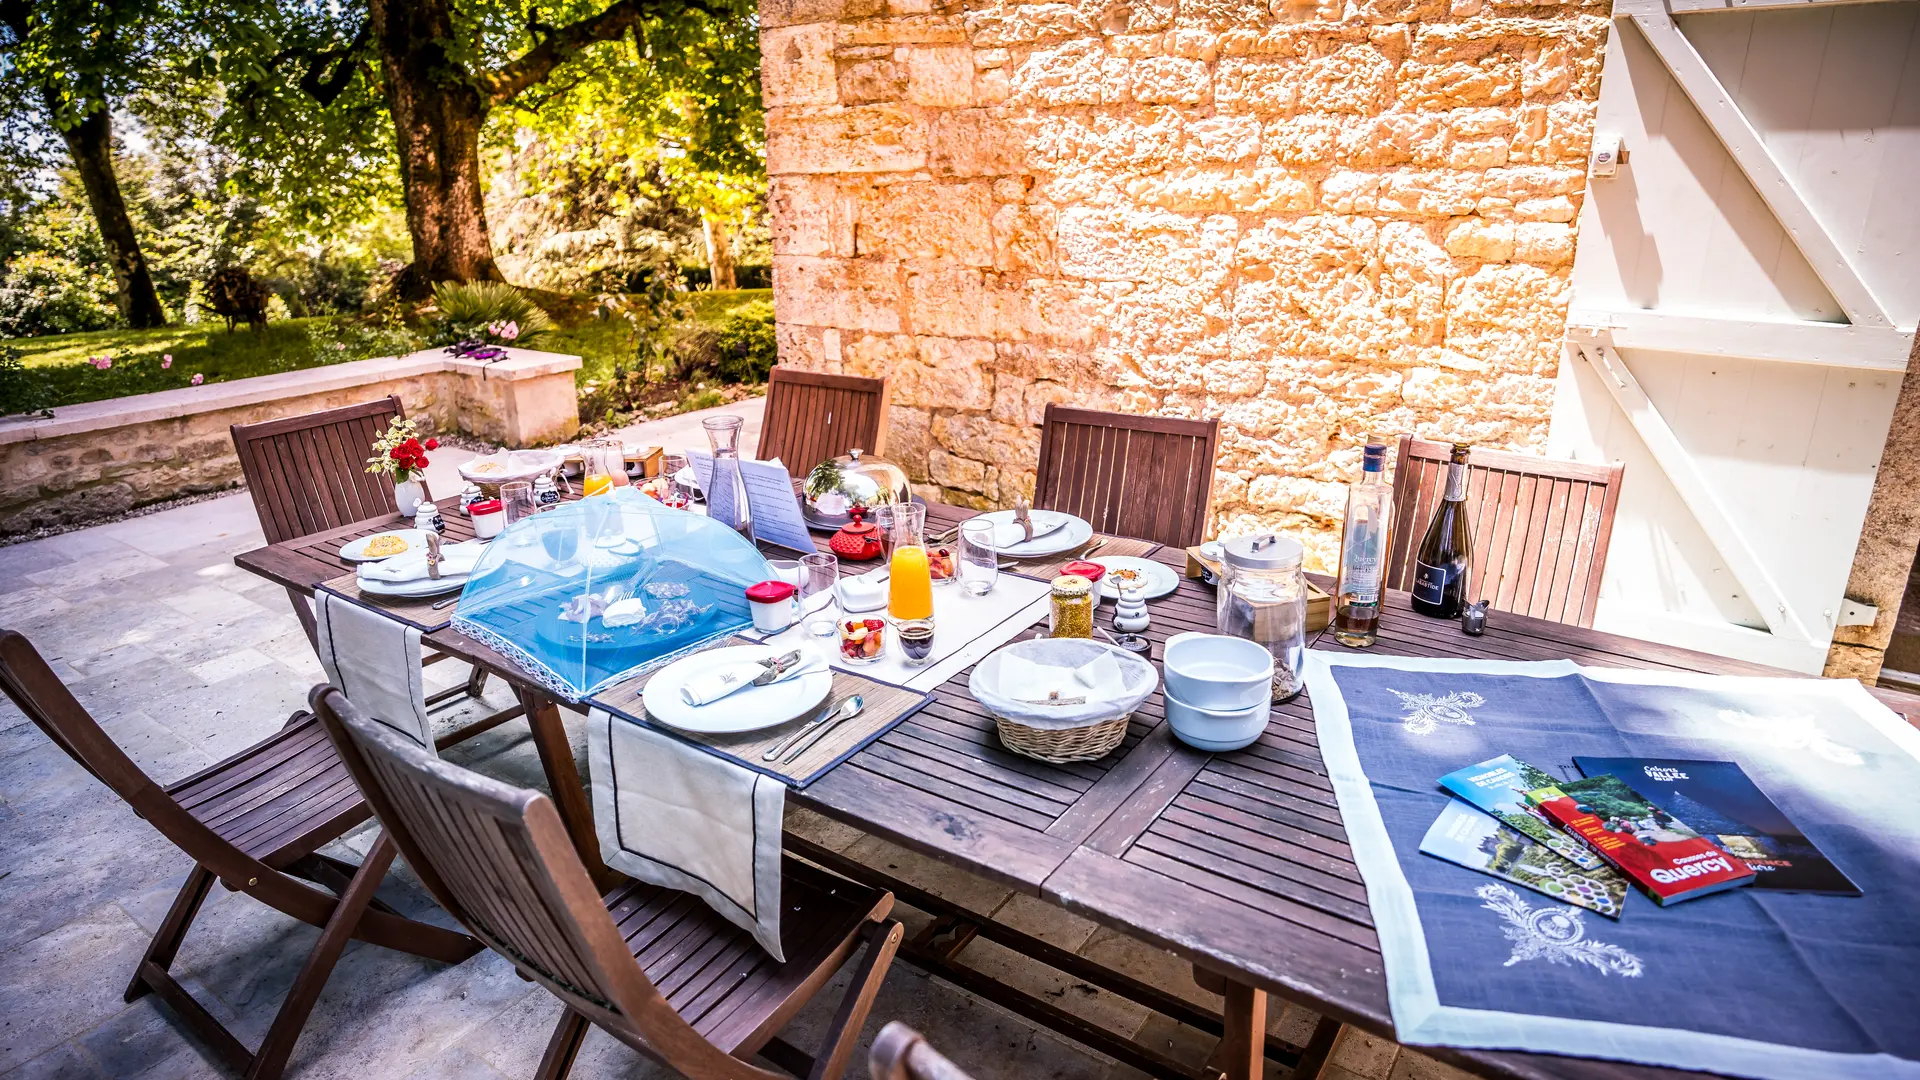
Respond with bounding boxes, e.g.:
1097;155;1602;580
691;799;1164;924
232;396;413;545
1032;405;1221;548
756;367;890;470
869;1023;977;1080
1386;435;1626;627
312;686;789;1080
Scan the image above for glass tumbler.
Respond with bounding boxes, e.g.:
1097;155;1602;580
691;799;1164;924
799;552;840;636
958;519;998;596
500;481;538;540
661;453;692;510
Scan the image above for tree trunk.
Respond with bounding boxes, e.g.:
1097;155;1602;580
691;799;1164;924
370;0;502;297
48;97;167;329
702;210;737;291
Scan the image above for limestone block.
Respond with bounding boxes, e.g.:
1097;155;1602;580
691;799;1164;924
770;175;855;256
1057;207;1235;283
1514;195;1577;222
840;331;916;377
774;255;905;331
855;181;994;264
884;405;934;476
1397;58;1521;109
766;105;927;174
927;448;993;493
1182;115;1262;163
893;336;995;409
762;25;838;106
1125;166;1314;214
992;201;1059;274
1336;112;1449;167
930;110;1024;176
905;265;988;336
974;65;1011;104
837;54;909;103
838;14;968;45
1482;164;1584;200
1522;40;1575;99
777;321;831;368
1130;57;1212;105
1164;29;1216;60
930;412;1041;468
1513;221;1573;265
903;45;974;105
1445;263;1570;370
1322;168;1482;216
965;3;1092;46
1443;218;1514;261
1216;47;1394;115
763;0;861;30
1012;39;1122;106
1263;115;1344;166
1348;0;1448;23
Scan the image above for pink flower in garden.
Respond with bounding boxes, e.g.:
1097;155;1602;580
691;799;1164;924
89;355;112;370
161;354;172;369
190;373;204;385
334;342;347;350
488;320;519;341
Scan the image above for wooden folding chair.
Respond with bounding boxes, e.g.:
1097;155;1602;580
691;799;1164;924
311;685;906;1080
757;368;891;470
230;396;488;709
1033;405;1221;548
868;1023;976;1080
0;629;480;1080
1386;435;1626;627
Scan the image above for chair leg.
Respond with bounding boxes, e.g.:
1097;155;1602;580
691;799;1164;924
127;864;217;1003
245;832;398;1080
536;1009;592;1080
809;920;905;1080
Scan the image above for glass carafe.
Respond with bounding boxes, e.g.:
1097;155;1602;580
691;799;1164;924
702;415;754;541
880;503;932;622
1216;533;1306;702
583;437;628;496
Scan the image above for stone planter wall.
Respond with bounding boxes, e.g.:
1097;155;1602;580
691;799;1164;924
0;348;580;536
762;0;1606;568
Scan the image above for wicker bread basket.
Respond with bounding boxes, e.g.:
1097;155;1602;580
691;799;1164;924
970;638;1159;764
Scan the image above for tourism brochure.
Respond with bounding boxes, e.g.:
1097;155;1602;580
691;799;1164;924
1420;800;1630;918
1526;775;1757;906
1437;755;1607;871
1574;757;1860;896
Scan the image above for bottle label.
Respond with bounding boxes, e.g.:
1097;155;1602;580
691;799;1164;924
1343;555;1380;603
1413;560;1454;605
1444;462;1469;502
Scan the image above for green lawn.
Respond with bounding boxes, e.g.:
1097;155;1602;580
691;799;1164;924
4;287;773;413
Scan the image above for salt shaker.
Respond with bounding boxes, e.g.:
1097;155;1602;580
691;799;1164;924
458;482;485;514
414;500;445;535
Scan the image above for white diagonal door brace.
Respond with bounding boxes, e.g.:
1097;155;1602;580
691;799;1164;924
1622;5;1894;330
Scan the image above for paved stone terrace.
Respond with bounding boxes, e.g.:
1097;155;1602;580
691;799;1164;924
0;486;1466;1080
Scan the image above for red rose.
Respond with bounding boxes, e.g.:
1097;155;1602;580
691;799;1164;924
389;446;407;461
402;438;422;453
416;456;430;468
425;438;439;450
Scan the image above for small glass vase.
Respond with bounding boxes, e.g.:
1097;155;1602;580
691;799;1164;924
393;478;425;518
701;415;754;541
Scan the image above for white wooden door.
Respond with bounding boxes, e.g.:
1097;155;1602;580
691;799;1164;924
1549;0;1920;672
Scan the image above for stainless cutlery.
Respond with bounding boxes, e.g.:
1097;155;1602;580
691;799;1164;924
765;694;863;762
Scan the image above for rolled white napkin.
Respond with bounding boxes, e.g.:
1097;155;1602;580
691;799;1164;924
997;651;1125;704
991;512;1070;551
678;653;825;707
357;539;486;583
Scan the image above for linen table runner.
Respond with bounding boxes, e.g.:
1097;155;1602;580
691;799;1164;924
1304;652;1920;1080
585;708;786;960
590;635;932;788
741;572;1052;693
1006;536;1159;583
314;591;437;753
318;571;456;633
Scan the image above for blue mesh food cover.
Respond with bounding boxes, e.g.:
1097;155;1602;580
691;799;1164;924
450;488;770;700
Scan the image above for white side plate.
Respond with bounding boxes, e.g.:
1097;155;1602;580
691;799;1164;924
642;644;832;735
340;529;430;563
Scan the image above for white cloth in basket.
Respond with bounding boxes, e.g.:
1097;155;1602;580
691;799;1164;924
996;652;1126;706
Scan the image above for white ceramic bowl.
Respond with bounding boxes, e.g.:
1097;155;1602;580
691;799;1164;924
1164;689;1269;753
1162;632;1273;711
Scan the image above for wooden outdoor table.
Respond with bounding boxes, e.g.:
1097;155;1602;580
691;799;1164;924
235;500;1920;1080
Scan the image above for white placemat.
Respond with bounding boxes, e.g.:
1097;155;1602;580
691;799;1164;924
743;574;1051;692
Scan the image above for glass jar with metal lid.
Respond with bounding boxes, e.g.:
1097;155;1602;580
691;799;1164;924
1215;533;1306;702
1049;574;1095;639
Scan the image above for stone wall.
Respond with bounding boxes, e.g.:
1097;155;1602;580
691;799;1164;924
762;0;1607;569
0;348;580;536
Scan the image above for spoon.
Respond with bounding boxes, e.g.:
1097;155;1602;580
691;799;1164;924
765;695;864;762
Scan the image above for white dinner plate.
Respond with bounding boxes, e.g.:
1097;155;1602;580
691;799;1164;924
356;573;468;599
1093;556;1179;600
643;644;832;736
340;529;431;563
971;510;1093;557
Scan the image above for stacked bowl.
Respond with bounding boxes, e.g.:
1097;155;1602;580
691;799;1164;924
1160;632;1274;752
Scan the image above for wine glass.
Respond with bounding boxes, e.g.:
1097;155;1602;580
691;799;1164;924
661;453;692;510
958;519;998;596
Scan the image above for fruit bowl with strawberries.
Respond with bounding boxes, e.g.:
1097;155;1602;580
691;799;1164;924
838;617;888;663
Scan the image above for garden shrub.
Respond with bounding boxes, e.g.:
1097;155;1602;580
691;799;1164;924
429;280;555;345
0;253;121;338
709;300;776;384
0;344;57;418
202;266;271;331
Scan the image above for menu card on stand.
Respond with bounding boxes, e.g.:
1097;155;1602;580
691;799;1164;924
684;449;816;553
